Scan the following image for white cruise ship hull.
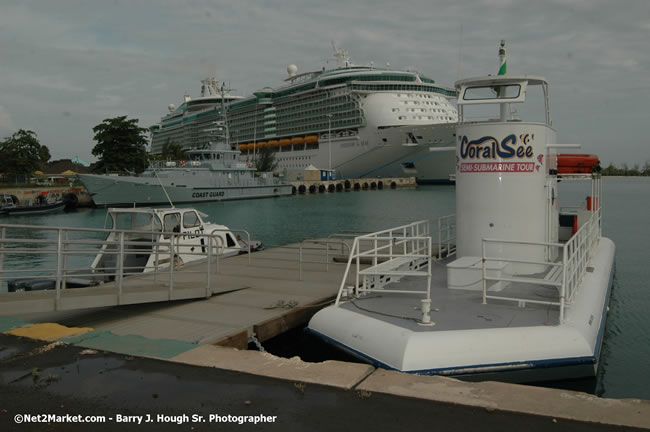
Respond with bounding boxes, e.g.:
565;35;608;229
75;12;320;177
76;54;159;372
260;123;457;183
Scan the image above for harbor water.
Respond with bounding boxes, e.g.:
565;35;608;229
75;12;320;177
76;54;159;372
1;178;648;400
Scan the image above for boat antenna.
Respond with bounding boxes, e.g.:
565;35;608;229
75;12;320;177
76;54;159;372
151;164;175;208
456;24;463;80
498;39;507;75
219;82;231;148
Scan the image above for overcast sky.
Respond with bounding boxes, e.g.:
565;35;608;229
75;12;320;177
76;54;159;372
1;0;648;167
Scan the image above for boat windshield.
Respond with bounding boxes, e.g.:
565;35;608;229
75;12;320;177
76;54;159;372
110;212;162;233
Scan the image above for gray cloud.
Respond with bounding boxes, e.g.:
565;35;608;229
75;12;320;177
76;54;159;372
0;0;648;165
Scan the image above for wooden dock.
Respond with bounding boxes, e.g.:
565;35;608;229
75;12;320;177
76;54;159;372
3;241;355;349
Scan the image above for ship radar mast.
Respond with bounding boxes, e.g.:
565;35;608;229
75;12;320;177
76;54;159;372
201;80;232;148
330;41;351;68
201;77;230;97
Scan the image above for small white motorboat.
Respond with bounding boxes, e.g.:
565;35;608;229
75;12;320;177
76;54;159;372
90;207;260;276
307;41;615;383
7;206;261;292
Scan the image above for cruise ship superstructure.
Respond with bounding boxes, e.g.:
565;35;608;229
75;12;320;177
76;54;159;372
150;46;458;183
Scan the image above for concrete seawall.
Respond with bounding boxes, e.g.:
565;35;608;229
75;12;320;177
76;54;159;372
290;176;416;194
0;326;648;430
0;186;93;207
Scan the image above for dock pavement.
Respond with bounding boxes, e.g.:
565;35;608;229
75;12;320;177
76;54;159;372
1;241;649;430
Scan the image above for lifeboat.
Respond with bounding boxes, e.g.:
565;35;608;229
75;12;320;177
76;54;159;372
557;154;600;174
278;139;291;147
304;135;318;144
239;144;249;151
255;141;267;149
267;140;279;148
291;137;305;146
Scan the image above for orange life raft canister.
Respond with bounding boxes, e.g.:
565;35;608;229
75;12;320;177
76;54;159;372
557;154;599;174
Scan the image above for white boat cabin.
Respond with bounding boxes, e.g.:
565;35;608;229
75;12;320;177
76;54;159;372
91;207;243;276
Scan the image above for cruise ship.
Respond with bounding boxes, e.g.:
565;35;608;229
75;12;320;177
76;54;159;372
150;45;458;183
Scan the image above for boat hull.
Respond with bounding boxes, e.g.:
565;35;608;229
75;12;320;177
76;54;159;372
1;201;67;215
307;238;615;383
256;123;457;183
78;174;293;207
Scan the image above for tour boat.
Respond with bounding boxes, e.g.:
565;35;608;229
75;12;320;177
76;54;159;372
307;42;615;383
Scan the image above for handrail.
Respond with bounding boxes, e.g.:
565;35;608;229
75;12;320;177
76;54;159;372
334;220;432;304
481;206;601;322
0;223;234;307
438;214;456;258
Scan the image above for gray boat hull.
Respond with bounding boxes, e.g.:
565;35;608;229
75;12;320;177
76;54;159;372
78;174;293;207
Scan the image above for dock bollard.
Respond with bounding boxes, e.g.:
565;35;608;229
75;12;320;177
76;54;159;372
419;299;434;326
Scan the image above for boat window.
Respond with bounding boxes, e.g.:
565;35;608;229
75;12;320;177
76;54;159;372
183;211;201;228
113;212;158;232
463;84;521;101
226;234;237;248
163;213;181;236
216;153;221;160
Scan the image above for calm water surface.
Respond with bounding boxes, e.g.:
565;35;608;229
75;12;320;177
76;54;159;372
2;178;648;399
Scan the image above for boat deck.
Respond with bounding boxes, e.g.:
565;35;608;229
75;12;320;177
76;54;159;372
339;258;561;333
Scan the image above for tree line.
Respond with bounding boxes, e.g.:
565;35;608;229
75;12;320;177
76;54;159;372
600;162;650;176
1;116;163;181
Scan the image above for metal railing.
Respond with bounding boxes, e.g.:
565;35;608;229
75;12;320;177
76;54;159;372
334;221;432;302
257;237;351;280
0;223;245;307
438;214;456;258
481;207;602;321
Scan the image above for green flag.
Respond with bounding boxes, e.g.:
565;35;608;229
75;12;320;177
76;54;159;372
498;60;507;75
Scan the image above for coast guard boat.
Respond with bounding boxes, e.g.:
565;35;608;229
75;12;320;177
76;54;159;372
307;42;615;383
78;127;293;207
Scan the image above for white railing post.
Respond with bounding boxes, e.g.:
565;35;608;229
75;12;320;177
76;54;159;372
153;236;160;281
299;242;303;281
247;231;252;265
482;239;487;305
168;234;175;299
373;237;377;267
117;231;124;304
216;238;220;273
560;242;568;322
206;235;212;298
355;240;360;297
326;238;330;272
62;230;70;291
0;227;6;284
427;236;432;301
55;228;63;310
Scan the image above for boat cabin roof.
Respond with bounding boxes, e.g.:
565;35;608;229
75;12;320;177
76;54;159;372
108;207;209;220
456;74;547;106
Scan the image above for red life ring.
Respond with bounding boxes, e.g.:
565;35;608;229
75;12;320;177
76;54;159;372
180;160;186;168
557;154;599;174
247;162;252;168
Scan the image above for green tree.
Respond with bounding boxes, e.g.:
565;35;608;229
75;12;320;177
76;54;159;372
0;129;51;182
161;140;188;160
254;146;278;172
92;116;148;173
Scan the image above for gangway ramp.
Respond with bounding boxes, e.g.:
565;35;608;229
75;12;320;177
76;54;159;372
0;263;225;316
2;239;355;349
